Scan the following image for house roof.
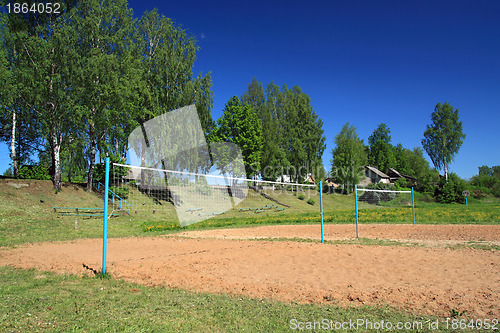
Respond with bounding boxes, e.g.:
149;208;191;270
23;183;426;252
365;165;389;178
325;177;339;186
305;174;315;184
388;168;417;181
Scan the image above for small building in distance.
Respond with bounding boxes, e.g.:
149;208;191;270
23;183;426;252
324;177;339;193
363;165;390;185
359;166;417;187
305;173;315;184
387;168;417;185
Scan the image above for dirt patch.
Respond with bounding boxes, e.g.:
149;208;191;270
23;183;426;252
174;224;500;247
175;224;500;241
0;225;498;318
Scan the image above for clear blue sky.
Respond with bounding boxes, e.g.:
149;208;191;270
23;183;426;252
1;0;499;179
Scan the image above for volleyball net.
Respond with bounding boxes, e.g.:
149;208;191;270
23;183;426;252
110;163;317;227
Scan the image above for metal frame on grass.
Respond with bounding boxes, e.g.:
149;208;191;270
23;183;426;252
354;184;415;238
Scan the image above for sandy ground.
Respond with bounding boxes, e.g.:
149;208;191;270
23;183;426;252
0;224;498;318
174;224;500;245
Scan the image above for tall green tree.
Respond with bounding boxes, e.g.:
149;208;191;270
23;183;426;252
261;81;289;180
241;79;325;182
134;9;214;133
211;96;263;178
133;9;214;175
422;102;465;181
331;123;367;193
393;143;412;175
0;18;16;175
478;165;500;178
368;123;395;173
241;77;265;111
393;145;437;192
284;85;326;182
2;1;79;190
71;0;137;191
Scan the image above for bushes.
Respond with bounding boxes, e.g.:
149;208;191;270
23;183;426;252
367;182;395;191
109;186;129;199
493;183;500;198
434;173;466;204
297;193;315;205
18;164;51;180
93;156;128;183
393;178;409;191
469;169;500;198
468;185;491;199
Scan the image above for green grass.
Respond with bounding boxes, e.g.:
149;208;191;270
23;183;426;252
141;203;499;233
0;266;469;332
0;180;162;247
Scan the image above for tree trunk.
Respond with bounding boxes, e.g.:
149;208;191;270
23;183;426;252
67;135;73;183
444;157;448;181
11;110;18;178
87;139;96;192
51;132;62;191
87;123;96;192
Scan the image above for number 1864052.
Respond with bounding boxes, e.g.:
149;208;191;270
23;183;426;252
444;318;498;330
5;2;61;14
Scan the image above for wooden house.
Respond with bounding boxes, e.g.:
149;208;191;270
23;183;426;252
387;168;417;185
364;165;390;185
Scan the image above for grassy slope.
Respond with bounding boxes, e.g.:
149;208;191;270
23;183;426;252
0;180;147;247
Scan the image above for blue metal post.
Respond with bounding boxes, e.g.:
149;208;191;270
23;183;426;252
320;181;324;243
412;187;415;225
102;157;110;274
355;184;359;238
466;196;468;207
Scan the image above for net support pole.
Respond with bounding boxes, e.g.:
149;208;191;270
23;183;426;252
411;187;415;225
102;157;110;274
320;181;324;243
355;184;359;238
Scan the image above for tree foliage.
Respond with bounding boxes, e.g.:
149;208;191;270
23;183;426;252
210;96;263;178
241;78;326;182
434;172;466;203
368;123;395;173
470;165;500;198
0;1;214;190
330;123;367;193
1;1;79;189
422;102;465;181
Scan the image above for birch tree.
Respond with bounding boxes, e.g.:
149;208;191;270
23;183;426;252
422;102;465;181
